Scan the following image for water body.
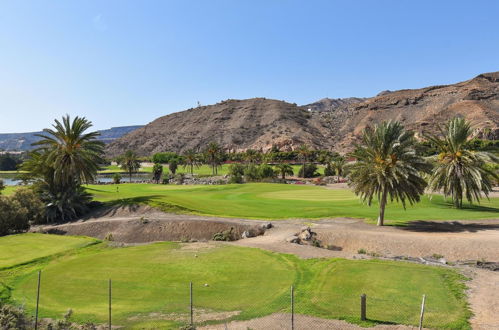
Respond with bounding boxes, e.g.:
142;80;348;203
0;173;152;185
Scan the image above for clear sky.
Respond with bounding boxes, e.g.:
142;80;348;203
0;0;498;133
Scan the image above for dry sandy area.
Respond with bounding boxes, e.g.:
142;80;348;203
36;205;499;329
199;313;423;330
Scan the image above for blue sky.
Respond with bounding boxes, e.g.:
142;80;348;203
0;0;498;133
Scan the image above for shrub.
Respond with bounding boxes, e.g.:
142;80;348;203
357;248;367;254
324;163;335;176
112;173;122;184
169;159;179;175
228;163;245;183
243;164;260;182
0;188;43;236
152;152;180;164
0;303;32;329
298;164;319;178
212;227;235;241
258;164;276;179
0;180;4;194
228;174;244;184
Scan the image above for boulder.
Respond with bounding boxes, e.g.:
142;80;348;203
286;236;299;243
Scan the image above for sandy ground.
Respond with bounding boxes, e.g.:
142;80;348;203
36;205;499;329
199;313;423;330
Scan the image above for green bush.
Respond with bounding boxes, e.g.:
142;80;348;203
324;163;335;176
0;188;44;236
258;164;276;179
298;164;319;178
152;152;180;164
212;227;235;241
169;159;179;175
0;180;4;194
112;173;122;184
0;303;32;330
243;164;260;182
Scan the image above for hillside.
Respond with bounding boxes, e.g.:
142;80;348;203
0;125;143;151
106;72;498;156
105;98;333;156
321;71;499;149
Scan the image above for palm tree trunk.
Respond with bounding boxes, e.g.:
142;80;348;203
129;171;132;183
377;189;388;226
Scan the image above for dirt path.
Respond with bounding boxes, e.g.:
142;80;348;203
36;205;499;329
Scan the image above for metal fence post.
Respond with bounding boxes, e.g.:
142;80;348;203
34;270;41;330
360;294;367;321
291;285;294;330
190;281;193;326
419;294;426;330
108;279;112;330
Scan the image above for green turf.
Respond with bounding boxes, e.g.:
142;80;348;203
0;233;97;269
86;183;499;224
4;237;469;329
98;164;323;176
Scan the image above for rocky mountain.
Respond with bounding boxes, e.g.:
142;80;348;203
321;72;499;150
105;98;334;157
0;125;143;151
304;97;366;112
106;72;498;156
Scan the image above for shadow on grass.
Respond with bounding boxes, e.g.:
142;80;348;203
83;195;165;219
399;220;499;233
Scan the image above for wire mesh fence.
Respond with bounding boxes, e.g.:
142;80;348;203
26;271;435;330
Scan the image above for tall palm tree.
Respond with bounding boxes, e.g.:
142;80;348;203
32;115;104;186
425;117;498;208
274;163;294;179
296;145;312;178
182;149;201;174
22;115;104;222
347;121;431;226
205;142;223;175
118;150;141;182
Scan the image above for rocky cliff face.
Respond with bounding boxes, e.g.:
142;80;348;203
106;72;498;156
105;98;334;157
319;72;499;150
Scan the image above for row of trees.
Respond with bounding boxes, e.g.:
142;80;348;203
347;118;497;225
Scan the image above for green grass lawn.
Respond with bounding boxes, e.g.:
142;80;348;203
0;233;97;269
2;235;469;329
98;164;323;176
86;183;499;224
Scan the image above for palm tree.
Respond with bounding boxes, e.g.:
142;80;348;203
205;142;223;175
182;149;201;174
297;145;312;178
244;149;261;164
274;163;294;179
347;121;431;226
118;151;141;182
425;117;498;208
330;157;346;183
32;115;104;186
22;115;104;222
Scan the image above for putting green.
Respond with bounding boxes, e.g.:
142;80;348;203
7;239;469;329
87;183;499;224
0;233;97;269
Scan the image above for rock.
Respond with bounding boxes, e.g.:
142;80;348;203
241;231;253;239
438;258;447;265
261;223;273;230
286;236;299;244
298;230;311;241
300;226;311;232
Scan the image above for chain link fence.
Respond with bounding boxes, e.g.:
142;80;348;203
27;272;434;330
